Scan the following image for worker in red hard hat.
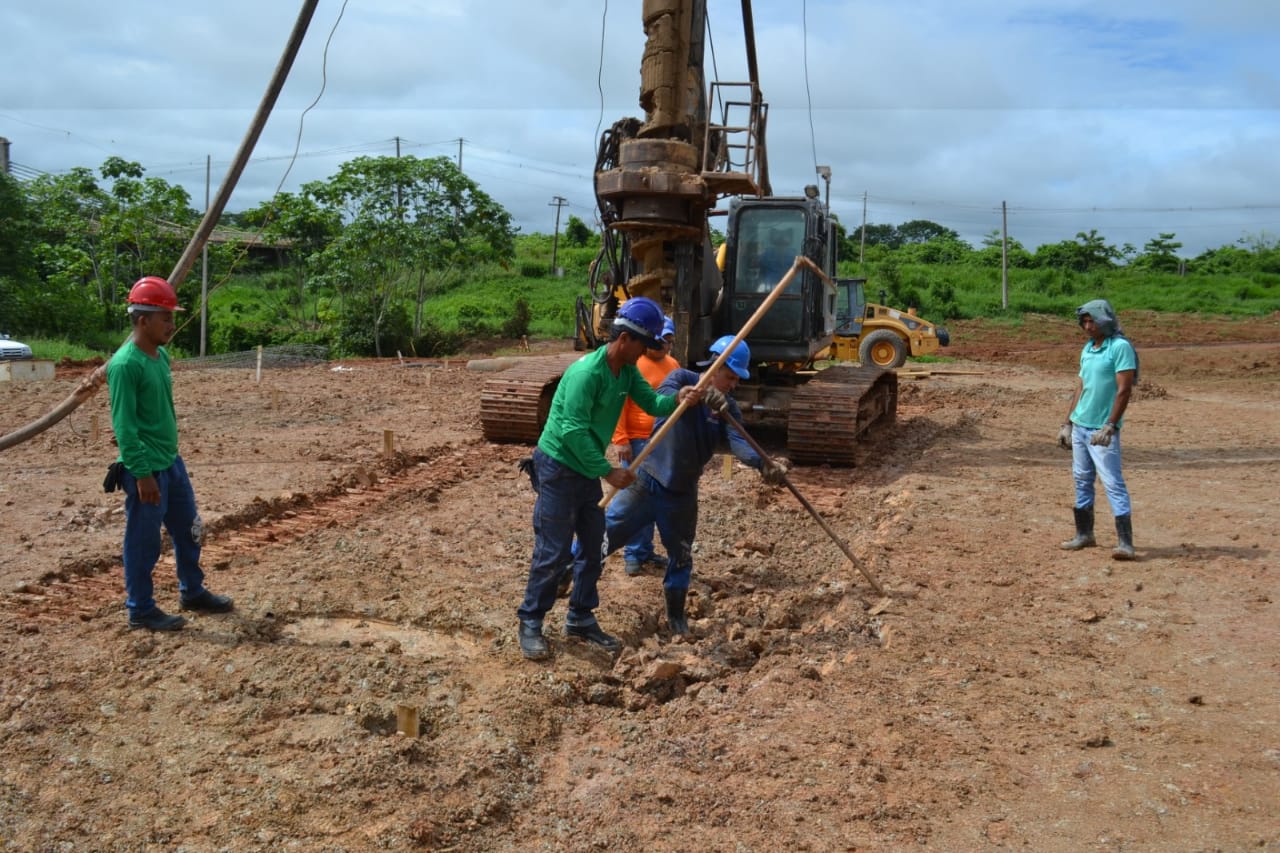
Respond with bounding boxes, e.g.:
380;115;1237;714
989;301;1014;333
104;276;234;631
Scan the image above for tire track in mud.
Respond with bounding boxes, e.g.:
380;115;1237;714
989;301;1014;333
0;440;526;630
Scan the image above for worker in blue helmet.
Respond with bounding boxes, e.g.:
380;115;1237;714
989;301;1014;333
515;297;704;661
581;334;788;635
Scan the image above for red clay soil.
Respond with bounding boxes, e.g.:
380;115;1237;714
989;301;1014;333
0;313;1276;850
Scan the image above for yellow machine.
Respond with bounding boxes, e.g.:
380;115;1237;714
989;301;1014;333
822;278;950;368
480;0;899;466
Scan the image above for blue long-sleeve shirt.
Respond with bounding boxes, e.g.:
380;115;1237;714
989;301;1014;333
639;368;762;493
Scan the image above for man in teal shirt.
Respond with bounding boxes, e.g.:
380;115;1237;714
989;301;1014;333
516;297;701;660
107;276;234;631
1057;298;1138;559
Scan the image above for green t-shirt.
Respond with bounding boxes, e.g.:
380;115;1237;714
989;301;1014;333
1071;336;1137;429
107;339;179;477
537;347;679;478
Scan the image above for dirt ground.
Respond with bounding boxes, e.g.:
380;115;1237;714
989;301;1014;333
1;312;1277;851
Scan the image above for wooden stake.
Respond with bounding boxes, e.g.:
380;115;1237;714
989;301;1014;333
90;413;99;443
255;345;263;384
271;389;281;410
383;429;395;456
395;704;420;738
722;455;733;479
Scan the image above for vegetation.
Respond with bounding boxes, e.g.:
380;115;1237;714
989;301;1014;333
2;157;1278;360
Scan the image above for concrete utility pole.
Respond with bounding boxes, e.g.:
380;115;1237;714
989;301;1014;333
0;137;10;174
1001;200;1009;310
860;191;868;265
549;195;568;275
457;137;463;170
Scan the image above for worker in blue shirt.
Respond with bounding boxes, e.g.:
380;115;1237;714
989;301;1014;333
597;336;787;634
1057;298;1139;559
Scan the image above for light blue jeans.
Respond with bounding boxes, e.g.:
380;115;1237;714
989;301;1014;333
1071;424;1131;517
121;456;207;618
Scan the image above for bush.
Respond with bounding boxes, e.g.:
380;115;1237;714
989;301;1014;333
502;298;532;338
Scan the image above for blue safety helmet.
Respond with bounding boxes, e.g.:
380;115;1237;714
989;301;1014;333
661;315;676;340
612;297;664;348
697;335;751;379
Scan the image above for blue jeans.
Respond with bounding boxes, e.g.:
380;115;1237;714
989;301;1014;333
121;456;206;618
604;471;697;591
621;438;659;564
517;450;606;629
1071;424;1131;516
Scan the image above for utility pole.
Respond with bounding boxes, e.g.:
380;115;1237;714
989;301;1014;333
394;136;403;215
201;155;210;356
549;195;568;276
860;191;868;265
0;137;10;174
457;137;463;170
1001;200;1009;310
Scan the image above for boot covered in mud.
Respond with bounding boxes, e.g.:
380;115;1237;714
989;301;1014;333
1112;514;1136;560
665;587;689;636
1060;506;1096;550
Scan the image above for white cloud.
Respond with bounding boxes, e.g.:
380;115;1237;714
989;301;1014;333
2;0;1278;257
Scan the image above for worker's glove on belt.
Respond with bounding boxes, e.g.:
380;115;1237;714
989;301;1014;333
761;459;790;486
1089;424;1115;447
702;387;728;413
1056;423;1072;450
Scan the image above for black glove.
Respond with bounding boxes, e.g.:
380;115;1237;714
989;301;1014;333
103;461;125;494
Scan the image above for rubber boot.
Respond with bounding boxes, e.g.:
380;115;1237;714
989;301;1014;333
1112;514;1135;560
1060;506;1096;550
665;587;689;636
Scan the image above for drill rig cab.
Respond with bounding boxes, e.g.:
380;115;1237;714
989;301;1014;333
479;0;896;465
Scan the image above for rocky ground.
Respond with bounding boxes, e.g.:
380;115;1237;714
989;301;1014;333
1;312;1277;851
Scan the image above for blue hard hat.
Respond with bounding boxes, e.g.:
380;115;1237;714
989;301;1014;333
661;316;676;340
698;335;751;379
613;297;664;348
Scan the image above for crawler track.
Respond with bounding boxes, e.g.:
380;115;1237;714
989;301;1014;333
787;365;897;466
478;353;583;443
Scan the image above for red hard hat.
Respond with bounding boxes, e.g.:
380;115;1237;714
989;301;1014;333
127;276;184;312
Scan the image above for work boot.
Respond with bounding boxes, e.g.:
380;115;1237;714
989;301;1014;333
1112;514;1136;561
128;608;186;632
1060;506;1096;550
624;560;644;577
664;587;689;636
179;589;235;613
563;621;622;653
518;621;549;660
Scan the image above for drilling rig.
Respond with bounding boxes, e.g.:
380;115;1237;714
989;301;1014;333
479;0;896;466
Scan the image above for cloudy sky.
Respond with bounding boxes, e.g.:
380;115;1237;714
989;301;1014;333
3;0;1278;257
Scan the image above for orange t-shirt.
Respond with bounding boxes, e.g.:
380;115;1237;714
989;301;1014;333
612;353;679;444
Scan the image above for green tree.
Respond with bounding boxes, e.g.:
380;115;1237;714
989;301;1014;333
26;159;195;334
564;214;593;247
0;171;37;332
305;155;515;356
973;229;1032;268
897;219;958;245
1135;232;1183;272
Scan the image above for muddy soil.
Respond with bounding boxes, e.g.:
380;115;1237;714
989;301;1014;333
1;313;1277;851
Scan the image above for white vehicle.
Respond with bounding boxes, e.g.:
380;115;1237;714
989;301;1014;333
0;334;33;361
